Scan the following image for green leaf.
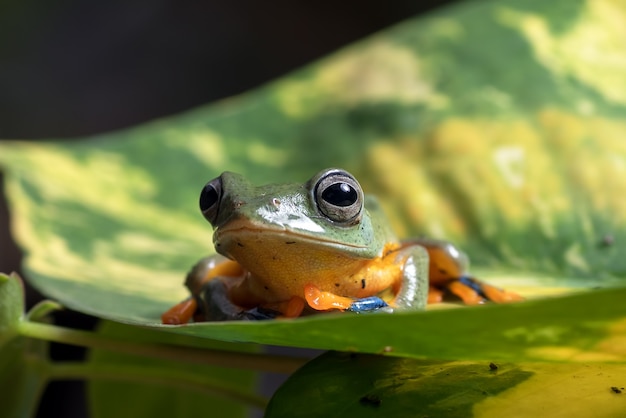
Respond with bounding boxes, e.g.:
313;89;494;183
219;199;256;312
88;321;264;418
0;273;48;418
266;351;626;418
1;0;626;361
170;287;626;362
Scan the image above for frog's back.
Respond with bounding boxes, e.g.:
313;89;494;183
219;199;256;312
364;194;398;245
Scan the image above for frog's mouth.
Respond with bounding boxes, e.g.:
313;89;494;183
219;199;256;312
214;220;376;258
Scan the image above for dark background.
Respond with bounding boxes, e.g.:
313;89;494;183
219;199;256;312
0;1;455;416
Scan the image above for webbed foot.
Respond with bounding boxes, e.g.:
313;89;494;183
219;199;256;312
347;296;390;313
304;284;391;314
437;275;523;305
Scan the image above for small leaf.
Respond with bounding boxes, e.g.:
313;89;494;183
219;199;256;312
26;300;63;322
0;272;24;340
0;273;48;418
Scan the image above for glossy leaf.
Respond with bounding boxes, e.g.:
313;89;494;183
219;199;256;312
0;0;625;362
170;287;626;362
266;351;626;417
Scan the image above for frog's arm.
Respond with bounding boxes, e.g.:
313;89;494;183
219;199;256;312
305;244;429;313
303;285;390;312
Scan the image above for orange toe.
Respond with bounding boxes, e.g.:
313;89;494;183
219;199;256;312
447;281;484;305
427;286;444;304
304;284;354;311
479;282;524;303
284;296;306;318
161;298;197;325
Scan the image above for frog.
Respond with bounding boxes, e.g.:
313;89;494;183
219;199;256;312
162;168;522;324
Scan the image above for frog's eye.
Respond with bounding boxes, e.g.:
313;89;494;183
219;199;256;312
199;177;222;224
313;169;363;224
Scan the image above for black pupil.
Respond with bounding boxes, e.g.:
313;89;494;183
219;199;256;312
199;184;219;212
322;182;357;207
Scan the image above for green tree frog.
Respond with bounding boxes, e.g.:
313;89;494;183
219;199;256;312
162;168;521;323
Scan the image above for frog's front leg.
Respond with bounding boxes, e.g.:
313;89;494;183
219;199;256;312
304;244;429;314
391;244;430;311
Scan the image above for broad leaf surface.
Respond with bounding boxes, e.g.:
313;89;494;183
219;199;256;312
266;351;626;417
1;0;626;362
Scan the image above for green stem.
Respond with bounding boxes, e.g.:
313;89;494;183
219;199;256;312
45;361;268;409
18;321;306;374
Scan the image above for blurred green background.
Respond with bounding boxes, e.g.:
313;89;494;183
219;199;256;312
0;2;453;417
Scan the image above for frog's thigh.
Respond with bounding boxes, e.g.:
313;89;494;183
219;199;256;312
162;254;241;324
197;279;278;321
185;254;244;294
392;245;429;311
197;278;243;320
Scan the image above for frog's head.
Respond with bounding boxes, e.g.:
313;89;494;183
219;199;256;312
197;168;388;267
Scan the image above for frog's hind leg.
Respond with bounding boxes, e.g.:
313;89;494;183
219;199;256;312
196;279;279;320
161;298;198;325
260;297;307;318
161;255;244;324
413;238;523;304
455;276;523;303
440;275;523;304
184;255;244;294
